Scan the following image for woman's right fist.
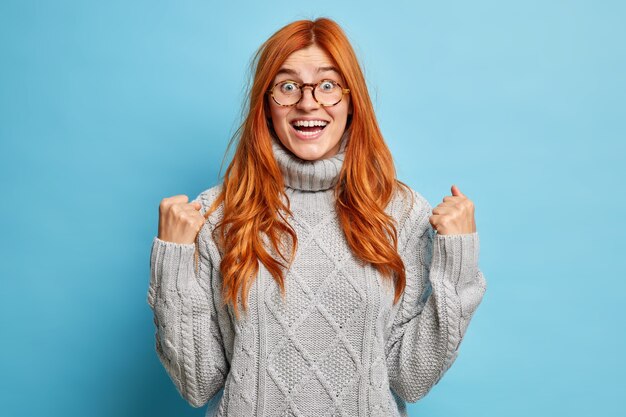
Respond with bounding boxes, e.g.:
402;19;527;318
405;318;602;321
157;195;206;245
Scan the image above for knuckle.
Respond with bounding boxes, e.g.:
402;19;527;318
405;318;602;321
171;204;182;215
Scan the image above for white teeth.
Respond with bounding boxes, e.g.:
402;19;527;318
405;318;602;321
292;120;328;127
297;129;323;137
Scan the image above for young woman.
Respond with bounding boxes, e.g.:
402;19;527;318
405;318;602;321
148;17;487;417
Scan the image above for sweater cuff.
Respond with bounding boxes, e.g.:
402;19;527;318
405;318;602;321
149;236;197;297
431;232;479;287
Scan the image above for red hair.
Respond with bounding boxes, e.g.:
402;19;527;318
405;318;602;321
203;17;412;320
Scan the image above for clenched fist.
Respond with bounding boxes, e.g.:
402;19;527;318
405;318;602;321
429;185;477;235
158;195;206;244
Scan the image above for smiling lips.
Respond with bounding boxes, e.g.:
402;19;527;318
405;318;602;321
291;119;329;137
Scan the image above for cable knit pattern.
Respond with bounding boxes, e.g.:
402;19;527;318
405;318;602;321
147;134;487;416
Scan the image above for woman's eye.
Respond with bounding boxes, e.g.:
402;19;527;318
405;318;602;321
320;81;336;91
280;82;298;93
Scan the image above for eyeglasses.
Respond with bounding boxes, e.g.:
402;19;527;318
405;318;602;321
267;79;351;107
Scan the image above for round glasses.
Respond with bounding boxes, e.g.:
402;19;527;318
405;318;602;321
267;79;351;107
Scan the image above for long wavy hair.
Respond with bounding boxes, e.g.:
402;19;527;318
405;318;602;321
203;17;413;320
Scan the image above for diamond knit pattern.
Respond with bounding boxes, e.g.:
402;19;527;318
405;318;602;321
147;131;488;416
264;203;365;417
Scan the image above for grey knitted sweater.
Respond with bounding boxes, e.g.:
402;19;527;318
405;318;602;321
148;132;487;417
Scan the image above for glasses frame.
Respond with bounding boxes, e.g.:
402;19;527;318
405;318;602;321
267;79;351;107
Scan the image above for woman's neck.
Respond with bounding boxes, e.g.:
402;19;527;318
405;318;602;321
270;130;349;192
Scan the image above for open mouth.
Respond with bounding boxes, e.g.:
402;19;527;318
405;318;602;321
291;120;328;136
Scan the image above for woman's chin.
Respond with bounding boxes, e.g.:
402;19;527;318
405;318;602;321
278;128;342;161
290;146;325;161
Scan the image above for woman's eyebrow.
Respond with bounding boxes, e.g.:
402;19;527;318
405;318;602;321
275;66;340;78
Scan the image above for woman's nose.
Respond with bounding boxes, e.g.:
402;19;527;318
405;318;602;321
296;86;320;111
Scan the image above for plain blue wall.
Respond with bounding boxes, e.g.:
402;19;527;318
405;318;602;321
1;1;624;416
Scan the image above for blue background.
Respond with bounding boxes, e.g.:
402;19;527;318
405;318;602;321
1;1;624;416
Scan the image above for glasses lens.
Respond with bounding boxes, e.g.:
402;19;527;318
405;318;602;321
272;81;301;106
315;80;343;106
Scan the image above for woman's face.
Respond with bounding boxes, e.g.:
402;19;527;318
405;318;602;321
267;44;352;161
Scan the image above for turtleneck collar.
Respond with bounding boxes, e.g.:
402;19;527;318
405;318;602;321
271;129;350;192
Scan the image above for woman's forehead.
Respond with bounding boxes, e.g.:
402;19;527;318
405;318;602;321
274;65;341;80
275;45;343;79
283;44;332;64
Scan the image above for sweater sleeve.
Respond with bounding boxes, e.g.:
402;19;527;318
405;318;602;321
147;197;230;408
384;196;487;403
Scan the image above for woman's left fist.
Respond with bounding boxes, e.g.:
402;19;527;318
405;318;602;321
429;184;477;235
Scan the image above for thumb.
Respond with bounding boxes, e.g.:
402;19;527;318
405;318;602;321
451;184;464;197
